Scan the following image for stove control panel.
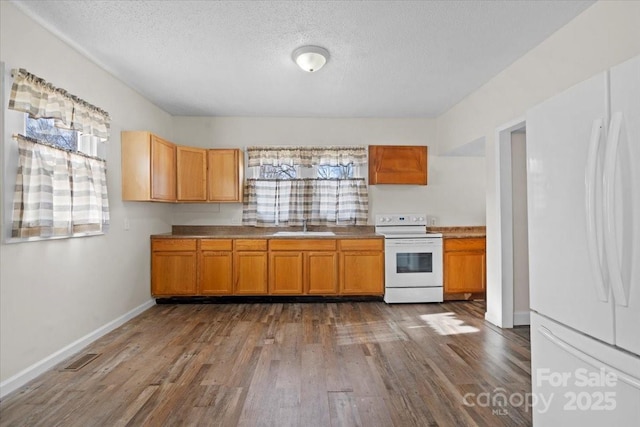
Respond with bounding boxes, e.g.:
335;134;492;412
375;214;427;226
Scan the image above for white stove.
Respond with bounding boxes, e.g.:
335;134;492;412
375;214;443;303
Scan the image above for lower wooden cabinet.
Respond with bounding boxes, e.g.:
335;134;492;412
151;239;197;296
443;237;486;299
339;239;384;295
307;252;339;294
269;239;338;295
151;236;384;297
234;240;268;295
269;252;304;294
200;239;233;295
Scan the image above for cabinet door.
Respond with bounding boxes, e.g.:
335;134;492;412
208;149;243;202
340;251;384;295
369;145;428;185
177;146;207;201
307;252;338;294
269;252;303;294
234;252;268;294
121;131;152;201
201;251;233;295
151;251;197;296
444;250;486;293
151;135;176;201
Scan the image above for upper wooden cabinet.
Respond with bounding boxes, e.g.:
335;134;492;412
208;149;244;202
122;131;176;201
368;145;428;185
122;131;244;203
177;146;207;202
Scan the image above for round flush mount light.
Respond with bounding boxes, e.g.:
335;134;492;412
292;46;329;72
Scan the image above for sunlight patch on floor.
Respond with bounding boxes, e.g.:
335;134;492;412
335;320;409;346
418;312;480;336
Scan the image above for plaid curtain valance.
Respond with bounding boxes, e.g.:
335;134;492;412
12;136;110;238
247;146;367;167
242;178;368;227
9;68;110;140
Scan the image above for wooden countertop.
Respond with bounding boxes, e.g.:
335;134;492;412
428;226;486;239
152;225;382;239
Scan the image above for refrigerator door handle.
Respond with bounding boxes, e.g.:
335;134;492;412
539;326;640;389
585;118;608;301
603;112;628;306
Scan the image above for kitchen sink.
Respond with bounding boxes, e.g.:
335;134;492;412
273;231;336;236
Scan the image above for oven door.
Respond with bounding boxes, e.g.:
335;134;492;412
385;238;443;288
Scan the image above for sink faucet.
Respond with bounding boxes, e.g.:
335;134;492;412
303;219;308;232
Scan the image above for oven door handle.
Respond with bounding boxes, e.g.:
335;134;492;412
386;239;441;247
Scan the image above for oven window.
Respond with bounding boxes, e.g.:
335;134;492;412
396;252;433;273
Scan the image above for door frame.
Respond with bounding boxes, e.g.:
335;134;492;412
485;117;526;329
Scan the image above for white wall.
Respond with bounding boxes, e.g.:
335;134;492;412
172;116;486;226
0;2;174;387
435;0;640;326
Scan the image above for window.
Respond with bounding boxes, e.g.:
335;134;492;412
26;117;106;160
259;164;298;179
6;68;111;241
258;163;354;180
317;164;354;179
26;117;77;151
243;146;368;226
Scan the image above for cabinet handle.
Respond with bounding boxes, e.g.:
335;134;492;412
603;112;627;306
584;118;607;301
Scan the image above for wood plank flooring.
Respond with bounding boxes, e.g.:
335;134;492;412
0;301;531;426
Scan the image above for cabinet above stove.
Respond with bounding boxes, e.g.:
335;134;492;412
368;145;428;185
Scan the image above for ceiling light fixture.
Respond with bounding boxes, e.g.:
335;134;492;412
292;46;329;72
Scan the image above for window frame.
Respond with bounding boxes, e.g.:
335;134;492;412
1;65;109;243
243;146;368;226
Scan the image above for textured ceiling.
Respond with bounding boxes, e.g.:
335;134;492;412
13;0;595;117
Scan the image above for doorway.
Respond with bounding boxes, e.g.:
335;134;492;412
486;118;530;328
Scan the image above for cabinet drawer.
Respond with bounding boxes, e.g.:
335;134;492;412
235;239;268;251
201;239;233;251
152;239;196;252
444;238;485;252
339;239;384;251
270;239;336;251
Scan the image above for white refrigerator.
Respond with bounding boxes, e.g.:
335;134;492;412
526;54;640;426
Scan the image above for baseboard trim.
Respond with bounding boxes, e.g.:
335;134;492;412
0;299;155;399
484;310;502;327
513;310;531;326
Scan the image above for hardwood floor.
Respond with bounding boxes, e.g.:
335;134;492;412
0;301;531;426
